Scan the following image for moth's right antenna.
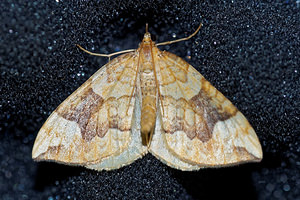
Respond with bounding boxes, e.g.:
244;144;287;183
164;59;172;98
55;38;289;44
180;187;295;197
156;23;202;46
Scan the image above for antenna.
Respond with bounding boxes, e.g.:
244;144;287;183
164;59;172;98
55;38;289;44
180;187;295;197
146;23;149;33
156;23;202;46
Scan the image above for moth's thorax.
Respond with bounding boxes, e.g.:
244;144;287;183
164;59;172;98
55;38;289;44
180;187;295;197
139;45;153;73
138;34;158;146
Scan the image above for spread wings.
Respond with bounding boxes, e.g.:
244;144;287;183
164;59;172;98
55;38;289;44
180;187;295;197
149;50;262;170
32;52;147;170
32;45;262;171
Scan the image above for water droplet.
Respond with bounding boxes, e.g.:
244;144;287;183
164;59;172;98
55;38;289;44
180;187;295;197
273;189;283;198
280;174;287;183
283;184;290;192
266;183;275;192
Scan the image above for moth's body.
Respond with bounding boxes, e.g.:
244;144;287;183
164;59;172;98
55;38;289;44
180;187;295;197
139;32;158;145
32;26;263;171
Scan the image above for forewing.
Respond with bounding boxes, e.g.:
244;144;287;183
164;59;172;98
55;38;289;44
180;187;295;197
32;52;145;168
154;50;262;168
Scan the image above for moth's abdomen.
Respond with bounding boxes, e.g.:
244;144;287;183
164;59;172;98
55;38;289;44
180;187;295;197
141;92;157;145
140;69;157;146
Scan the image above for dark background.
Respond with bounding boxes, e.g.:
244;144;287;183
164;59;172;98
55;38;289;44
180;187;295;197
0;1;299;200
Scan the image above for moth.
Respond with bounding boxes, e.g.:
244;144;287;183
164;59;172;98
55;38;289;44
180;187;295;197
32;24;262;171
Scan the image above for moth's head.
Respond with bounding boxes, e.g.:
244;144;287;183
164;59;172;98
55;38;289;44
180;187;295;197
143;32;152;43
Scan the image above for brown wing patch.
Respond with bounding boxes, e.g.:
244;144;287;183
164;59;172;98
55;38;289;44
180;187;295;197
188;77;238;142
56;88;104;141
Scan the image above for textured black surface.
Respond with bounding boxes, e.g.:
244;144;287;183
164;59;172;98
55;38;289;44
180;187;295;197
0;1;299;200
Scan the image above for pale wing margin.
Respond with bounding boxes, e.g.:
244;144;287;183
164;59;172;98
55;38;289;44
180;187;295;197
153;50;262;169
32;52;147;169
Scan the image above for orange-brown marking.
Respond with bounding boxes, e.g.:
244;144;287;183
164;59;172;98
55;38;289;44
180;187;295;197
188;82;238;142
56;88;133;142
161;74;238;143
56;88;104;141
